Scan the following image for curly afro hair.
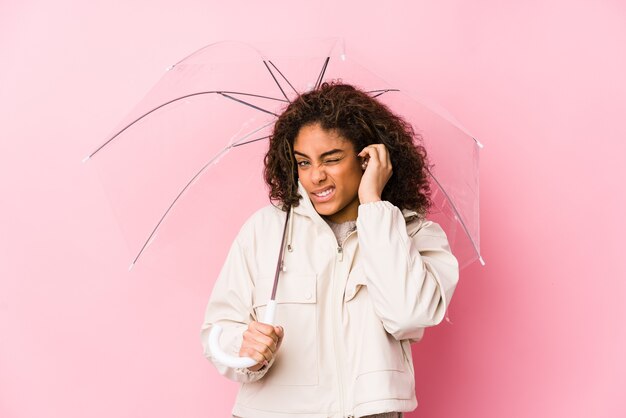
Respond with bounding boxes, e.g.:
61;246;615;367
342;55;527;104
263;81;433;218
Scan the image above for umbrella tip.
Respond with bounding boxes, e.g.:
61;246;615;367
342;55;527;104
82;155;90;163
473;137;484;149
128;262;135;271
165;64;175;71
479;256;485;266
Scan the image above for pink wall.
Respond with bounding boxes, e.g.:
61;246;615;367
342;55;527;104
1;1;625;417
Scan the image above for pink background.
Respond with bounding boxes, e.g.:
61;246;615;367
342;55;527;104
1;1;625;417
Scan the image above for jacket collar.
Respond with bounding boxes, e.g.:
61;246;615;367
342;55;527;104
292;180;319;219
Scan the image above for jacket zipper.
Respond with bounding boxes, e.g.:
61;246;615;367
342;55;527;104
337;228;357;262
332;244;346;417
336;230;357;417
324;223;357;418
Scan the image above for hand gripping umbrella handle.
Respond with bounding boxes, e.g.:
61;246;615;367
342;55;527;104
209;206;290;369
208;300;277;369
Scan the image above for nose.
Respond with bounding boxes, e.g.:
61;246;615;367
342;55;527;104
310;163;327;184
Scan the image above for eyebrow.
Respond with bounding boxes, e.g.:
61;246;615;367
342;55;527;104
293;148;345;159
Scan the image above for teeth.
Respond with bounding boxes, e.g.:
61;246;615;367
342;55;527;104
315;188;333;197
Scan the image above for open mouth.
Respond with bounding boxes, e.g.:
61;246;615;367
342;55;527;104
312;187;335;202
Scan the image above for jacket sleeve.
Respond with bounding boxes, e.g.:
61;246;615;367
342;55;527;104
200;234;275;383
355;200;460;341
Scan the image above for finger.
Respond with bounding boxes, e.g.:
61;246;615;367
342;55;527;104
377;144;391;166
367;144;391;169
359;145;392;171
248;324;279;349
358;145;375;158
244;327;278;352
251;324;278;343
365;146;381;165
274;326;284;339
247;330;278;354
242;338;275;362
274;326;285;350
369;143;389;161
252;321;280;341
239;345;269;365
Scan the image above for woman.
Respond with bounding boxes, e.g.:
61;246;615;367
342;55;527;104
200;82;459;418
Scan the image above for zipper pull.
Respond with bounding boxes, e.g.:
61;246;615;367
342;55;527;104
337;246;343;262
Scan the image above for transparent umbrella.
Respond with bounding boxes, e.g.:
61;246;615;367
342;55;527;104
83;37;484;368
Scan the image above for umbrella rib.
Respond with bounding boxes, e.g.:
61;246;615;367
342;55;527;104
366;88;486;152
86;91;284;159
427;167;482;263
314;57;330;90
263;61;290;102
367;88;400;98
218;92;279;116
268;60;299;96
225;91;289;103
129;120;276;268
229;119;275;147
129;147;230;270
367;89;400;93
231;135;271;148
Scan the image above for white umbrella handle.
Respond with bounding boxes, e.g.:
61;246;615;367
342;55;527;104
208;300;277;369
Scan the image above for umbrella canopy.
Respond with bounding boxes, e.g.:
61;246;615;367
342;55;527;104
84;37;484;271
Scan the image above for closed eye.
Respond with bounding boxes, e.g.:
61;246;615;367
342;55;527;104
296;156;343;168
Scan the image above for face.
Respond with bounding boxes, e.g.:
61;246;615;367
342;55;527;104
293;123;363;223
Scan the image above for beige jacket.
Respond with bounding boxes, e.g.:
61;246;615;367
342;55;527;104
200;181;459;418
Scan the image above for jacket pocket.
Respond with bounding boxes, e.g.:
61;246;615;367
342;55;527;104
252;273;318;386
344;265;367;302
354;369;415;406
344;264;408;376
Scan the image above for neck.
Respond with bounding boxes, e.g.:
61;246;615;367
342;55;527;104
323;198;360;223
